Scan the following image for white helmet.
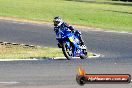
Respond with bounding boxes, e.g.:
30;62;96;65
53;16;63;26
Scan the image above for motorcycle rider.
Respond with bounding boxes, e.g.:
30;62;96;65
53;16;85;47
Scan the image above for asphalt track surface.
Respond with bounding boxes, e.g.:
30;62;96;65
0;20;132;88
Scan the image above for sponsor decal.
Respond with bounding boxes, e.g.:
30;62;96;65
76;66;131;85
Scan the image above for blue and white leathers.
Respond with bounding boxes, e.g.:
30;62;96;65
56;27;85;57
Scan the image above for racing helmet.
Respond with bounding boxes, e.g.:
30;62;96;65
53;16;63;26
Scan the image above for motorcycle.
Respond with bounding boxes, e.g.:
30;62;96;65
56;29;87;60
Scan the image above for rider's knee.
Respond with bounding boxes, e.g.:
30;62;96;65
57;43;62;48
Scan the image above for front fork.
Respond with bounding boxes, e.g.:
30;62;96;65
65;41;80;57
71;44;81;57
57;39;79;57
73;47;76;57
65;41;76;57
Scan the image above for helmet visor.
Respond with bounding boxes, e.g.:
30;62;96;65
54;21;60;26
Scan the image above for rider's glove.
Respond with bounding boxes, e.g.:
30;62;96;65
71;30;75;33
69;26;74;31
54;27;59;33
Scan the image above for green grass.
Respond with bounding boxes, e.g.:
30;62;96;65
0;0;132;31
0;44;64;59
0;44;94;59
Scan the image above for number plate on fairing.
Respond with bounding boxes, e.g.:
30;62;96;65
69;36;79;44
74;38;79;44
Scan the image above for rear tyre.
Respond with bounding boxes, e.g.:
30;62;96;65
62;43;73;60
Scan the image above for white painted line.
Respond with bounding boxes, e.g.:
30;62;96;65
0;58;39;61
12;43;20;45
53;54;101;59
12;21;27;25
0;81;19;84
88;54;101;58
3;42;8;44
53;57;80;60
53;57;67;60
88;30;132;35
20;44;25;46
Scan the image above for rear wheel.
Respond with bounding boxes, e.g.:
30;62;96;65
62;43;73;60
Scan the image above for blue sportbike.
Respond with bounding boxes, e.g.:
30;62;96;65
56;29;87;60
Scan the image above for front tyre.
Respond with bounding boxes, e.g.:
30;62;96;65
80;48;88;59
80;54;87;59
62;43;73;60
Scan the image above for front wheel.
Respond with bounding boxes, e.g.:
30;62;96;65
62;42;73;60
80;48;88;59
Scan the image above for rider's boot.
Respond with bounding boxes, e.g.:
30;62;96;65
57;43;62;48
78;35;87;50
74;30;85;46
78;35;84;46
